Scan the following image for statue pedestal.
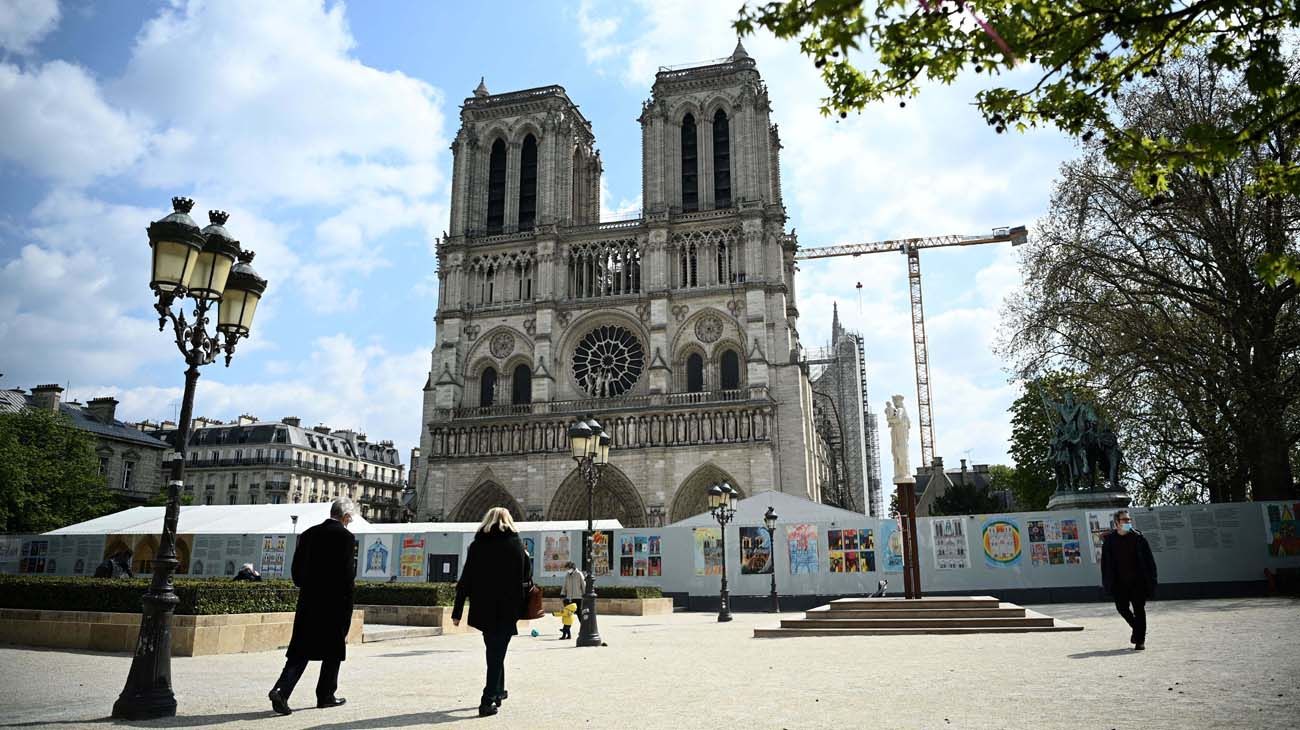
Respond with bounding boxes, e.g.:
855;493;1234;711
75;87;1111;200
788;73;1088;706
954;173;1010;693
1046;490;1131;511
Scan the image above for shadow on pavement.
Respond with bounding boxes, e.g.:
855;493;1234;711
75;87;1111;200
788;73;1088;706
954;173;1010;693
1;711;271;728
310;708;480;728
1067;648;1138;659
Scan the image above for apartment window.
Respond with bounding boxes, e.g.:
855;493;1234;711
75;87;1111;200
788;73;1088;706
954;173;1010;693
228;493;238;505
249;494;258;505
98;456;110;476
121;461;135;490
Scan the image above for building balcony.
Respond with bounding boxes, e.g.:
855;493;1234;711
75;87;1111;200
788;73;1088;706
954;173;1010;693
428;388;775;460
443;386;767;422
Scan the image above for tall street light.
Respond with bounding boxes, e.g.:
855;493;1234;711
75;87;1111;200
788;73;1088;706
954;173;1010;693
113;198;267;720
568;416;610;648
708;482;737;622
763;506;780;614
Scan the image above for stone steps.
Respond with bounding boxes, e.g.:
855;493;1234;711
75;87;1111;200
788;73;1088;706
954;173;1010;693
362;624;443;643
755;597;1082;638
807;604;1026;620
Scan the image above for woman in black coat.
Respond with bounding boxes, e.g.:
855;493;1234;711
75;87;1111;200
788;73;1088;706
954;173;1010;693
452;506;530;717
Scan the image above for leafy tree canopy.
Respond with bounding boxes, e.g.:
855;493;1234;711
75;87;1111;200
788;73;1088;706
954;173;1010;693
0;409;119;533
736;1;1300;276
930;478;1003;516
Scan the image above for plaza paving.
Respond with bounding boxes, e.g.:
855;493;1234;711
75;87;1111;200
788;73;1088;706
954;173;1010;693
0;598;1295;729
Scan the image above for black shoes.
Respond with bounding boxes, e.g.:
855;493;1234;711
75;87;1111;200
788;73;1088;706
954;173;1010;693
478;700;499;717
268;689;291;716
317;697;347;709
1134;643;1146;651
494;690;508;707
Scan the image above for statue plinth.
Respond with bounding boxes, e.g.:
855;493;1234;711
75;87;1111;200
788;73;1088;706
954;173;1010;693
1046;489;1131;511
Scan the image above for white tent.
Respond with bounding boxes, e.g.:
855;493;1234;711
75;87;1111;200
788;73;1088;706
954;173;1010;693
667;490;869;528
363;519;623;534
44;504;621;537
44;503;371;536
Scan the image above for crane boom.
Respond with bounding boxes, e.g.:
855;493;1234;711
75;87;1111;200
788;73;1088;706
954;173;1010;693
793;224;1028;469
793;226;1026;261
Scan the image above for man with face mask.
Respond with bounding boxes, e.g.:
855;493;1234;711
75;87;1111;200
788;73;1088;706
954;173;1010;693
1100;509;1158;650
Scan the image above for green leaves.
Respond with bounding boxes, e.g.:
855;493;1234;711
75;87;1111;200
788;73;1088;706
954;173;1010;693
0;410;117;534
735;0;1300;256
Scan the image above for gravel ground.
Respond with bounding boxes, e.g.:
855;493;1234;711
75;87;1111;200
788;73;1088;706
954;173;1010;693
0;598;1295;730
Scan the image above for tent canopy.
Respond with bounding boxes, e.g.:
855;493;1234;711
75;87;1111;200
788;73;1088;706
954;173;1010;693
44;505;621;537
668;490;870;528
44;503;371;536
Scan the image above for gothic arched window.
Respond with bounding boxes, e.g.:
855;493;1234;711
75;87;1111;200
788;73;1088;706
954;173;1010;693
713;109;731;208
486;139;507;234
480;367;497;408
686;353;705;393
512;364;532;405
518;135;538;232
681;114;698;212
720;349;741;390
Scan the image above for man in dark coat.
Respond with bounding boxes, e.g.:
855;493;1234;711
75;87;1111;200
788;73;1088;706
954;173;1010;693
268;498;357;715
452;507;530;717
1100;508;1158;650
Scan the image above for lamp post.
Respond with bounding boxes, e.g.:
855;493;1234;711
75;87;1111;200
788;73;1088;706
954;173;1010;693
113;198;267;720
763;506;780;613
708;482;737;622
568;416;610;648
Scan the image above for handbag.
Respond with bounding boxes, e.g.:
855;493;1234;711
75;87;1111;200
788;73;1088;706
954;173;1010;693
522;581;544;620
520;544;544;620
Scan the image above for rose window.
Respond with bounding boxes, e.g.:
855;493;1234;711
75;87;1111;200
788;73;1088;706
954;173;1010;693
572;324;645;398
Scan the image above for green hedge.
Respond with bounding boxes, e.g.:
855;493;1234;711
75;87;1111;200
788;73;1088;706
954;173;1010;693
0;576;660;614
540;584;662;599
353;582;457;607
0;575;299;615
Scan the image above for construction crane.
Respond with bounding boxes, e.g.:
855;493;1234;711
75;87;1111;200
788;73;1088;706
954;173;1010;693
794;225;1028;469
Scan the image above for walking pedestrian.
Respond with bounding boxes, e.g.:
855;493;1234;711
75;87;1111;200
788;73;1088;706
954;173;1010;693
452;507;530;717
1100;508;1158;650
233;563;262;582
268;498;357;715
562;561;585;620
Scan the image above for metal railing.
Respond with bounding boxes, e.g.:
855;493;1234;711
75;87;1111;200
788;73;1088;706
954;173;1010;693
448;387;765;420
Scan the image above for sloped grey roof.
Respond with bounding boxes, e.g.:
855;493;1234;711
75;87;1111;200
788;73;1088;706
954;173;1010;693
0;389;168;450
150;418;402;466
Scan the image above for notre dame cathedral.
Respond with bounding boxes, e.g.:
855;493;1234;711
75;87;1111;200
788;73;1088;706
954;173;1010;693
416;44;883;526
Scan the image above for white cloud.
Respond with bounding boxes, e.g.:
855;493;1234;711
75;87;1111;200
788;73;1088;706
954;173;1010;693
79;335;431;456
1;1;450;454
0;60;148;182
0;0;59;55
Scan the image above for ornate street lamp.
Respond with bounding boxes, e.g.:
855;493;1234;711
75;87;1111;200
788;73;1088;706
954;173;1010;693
113;198;267;720
708;482;737;622
568;416;610;647
763;506;780;613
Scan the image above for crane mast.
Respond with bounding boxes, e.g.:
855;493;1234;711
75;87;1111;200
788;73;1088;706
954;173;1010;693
793;226;1026;468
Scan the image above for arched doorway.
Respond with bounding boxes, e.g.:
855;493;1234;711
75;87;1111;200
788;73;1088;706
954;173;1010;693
669;463;745;523
450;481;525;522
548;465;647;527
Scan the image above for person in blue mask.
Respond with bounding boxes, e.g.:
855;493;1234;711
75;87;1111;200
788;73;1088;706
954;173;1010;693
1100;509;1158;650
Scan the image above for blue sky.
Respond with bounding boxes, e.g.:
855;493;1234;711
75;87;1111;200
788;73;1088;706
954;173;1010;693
0;0;1078;470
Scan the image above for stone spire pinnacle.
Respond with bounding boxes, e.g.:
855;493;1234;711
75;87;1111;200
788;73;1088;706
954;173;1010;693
730;39;750;61
473;77;489;98
832;301;842;343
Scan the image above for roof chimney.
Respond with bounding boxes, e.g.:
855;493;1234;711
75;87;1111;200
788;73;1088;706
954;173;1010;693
281;416;301;427
30;384;63;413
237;414;258;426
87;396;119;424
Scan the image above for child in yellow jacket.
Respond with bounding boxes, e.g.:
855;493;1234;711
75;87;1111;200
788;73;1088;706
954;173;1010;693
553;601;578;639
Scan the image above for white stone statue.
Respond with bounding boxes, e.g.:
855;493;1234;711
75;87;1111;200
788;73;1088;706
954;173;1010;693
883;394;912;483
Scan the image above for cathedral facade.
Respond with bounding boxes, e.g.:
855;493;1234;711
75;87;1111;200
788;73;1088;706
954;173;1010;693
416;45;878;526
